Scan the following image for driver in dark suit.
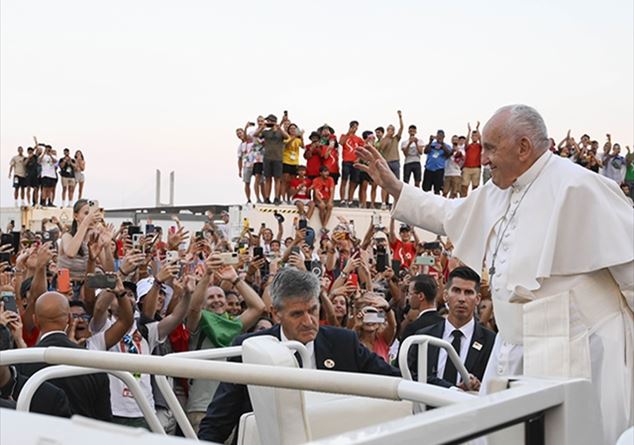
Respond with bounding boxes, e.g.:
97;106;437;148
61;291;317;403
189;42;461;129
198;267;401;443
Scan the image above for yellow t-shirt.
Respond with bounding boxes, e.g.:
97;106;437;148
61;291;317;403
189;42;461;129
283;137;302;165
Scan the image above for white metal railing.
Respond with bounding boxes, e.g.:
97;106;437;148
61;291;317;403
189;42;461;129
153;340;311;440
16;365;164;434
398;334;471;384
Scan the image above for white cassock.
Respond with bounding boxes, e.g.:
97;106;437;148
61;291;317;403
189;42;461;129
392;150;634;444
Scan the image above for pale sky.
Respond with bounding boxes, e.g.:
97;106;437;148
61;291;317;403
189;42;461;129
1;0;632;209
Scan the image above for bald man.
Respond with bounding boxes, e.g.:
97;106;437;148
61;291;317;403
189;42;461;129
20;292;112;421
356;105;633;443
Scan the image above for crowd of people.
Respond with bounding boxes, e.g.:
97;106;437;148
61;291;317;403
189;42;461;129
0;194;495;439
236;112;634;214
8;142;86;208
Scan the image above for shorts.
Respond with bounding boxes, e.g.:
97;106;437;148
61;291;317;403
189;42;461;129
252;162;263;175
242;166;253;183
12;176;26;189
422;168;444;194
341;161;360;183
282;163;298;175
26;175;39;188
75;171;85;183
462;167;481;188
359;171;373;184
443;175;461;196
403;162;422;184
387;160;400;180
293;198;312;206
262;159;283;178
41;177;56;188
61;177;76;187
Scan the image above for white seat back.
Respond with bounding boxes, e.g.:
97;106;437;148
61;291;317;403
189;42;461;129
241;336;311;445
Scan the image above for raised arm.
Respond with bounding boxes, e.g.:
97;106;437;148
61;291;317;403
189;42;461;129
102;278;134;349
60;208;100;259
158;275;194;340
396;110;404;140
388;217;397;244
216;265;265;331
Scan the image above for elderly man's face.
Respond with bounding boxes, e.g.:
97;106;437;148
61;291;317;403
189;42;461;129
481;115;526;189
273;297;319;344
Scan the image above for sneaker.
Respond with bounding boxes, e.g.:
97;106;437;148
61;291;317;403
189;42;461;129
380;203;388;210
256;199;263;204
264;198;271;204
273;198;281;205
340;200;348;208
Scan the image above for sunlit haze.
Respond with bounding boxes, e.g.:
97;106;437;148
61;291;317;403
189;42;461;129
1;0;632;208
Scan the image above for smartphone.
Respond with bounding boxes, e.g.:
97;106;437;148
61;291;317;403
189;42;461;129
375;246;387;273
195;231;204;240
371;213;381;228
290;246;300;255
304;227;315;247
166;250;179;263
298;219;307;230
415;255;436;266
0;291;17;313
219;252;240;265
253;247;264;258
363;311;386;324
423;242;441;251
0;234;13;247
348;273;359;288
57;268;71;293
86;273;117;289
0;252;11;263
132;233;143;248
145;224;155;235
391;259;402;274
127;226;142;237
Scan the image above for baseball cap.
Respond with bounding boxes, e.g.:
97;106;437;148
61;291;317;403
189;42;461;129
136;277;173;303
265;114;278;123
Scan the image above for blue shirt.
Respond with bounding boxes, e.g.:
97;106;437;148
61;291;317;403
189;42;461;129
425;142;451;171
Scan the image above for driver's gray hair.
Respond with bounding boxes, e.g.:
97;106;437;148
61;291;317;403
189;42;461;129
270;267;320;310
494;104;549;151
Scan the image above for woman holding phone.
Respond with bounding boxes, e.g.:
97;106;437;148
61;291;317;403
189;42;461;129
74;150;86;199
352;293;396;362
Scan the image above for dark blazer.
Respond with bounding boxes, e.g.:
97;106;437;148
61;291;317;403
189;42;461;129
1;367;72;417
19;332;112;421
407;319;496;388
401;309;444;341
198;325;401;443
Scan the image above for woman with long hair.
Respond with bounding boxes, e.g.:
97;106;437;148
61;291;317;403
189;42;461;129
74;150;86;199
352;293;396;363
58;199;100;281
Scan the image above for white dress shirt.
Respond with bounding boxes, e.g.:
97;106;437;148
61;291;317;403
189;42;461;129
280;327;316;370
436;318;474;384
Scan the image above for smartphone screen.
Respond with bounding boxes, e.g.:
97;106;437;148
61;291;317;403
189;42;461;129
57;268;71;293
0;291;18;313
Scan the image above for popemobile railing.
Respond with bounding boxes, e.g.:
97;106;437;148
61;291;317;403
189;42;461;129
0;340;601;444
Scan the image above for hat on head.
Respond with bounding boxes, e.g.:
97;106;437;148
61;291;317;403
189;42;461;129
318;124;335;134
265;114;278;123
136;277;173;303
309;131;320;141
399;224;411;232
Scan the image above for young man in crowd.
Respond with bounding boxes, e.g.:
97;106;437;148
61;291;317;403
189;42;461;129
423;130;452;195
319;124;340;191
400;274;444;341
339;120;363;207
282;123;303;203
304;131;323;181
312;166;335;230
254;114;288;204
59;148;76;207
8;146;27;207
247;116;266;203
357;130;376;209
461;121;482;197
388;218;419;270
401;125;423;188
236;127;256;204
378;111;404;209
38;144;57;207
25;146;40;207
289;165;315;219
443;135;464;198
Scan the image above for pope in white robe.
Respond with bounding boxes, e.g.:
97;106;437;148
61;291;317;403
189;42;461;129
356;105;633;444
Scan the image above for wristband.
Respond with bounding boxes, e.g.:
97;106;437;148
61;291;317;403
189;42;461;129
153;278;163;287
231;277;241;287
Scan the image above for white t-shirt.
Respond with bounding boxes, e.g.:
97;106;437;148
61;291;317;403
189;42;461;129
40;154;57;178
444;146;464;177
87;320;164;417
401;138;422;164
237;141;255;169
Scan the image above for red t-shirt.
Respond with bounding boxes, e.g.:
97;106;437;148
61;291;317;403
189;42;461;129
320;144;340;174
464;143;482;168
304;143;322;177
312;176;335;201
340;134;363;162
389;239;416;268
290;177;312;200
